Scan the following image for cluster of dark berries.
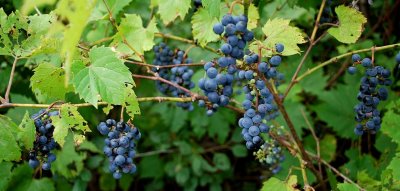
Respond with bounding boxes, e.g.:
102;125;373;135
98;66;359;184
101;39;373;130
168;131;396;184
153;43;195;110
349;54;392;135
98;119;141;179
28;109;59;171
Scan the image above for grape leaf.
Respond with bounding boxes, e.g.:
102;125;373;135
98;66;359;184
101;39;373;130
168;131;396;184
30;63;72;100
202;0;220;18
311;82;358;139
213;153;230;171
327;5;367;44
50;104;90;147
54;0;97;84
304;134;337;162
90;0;132;20
0;115;21;161
232;3;259;30
72;47;133;107
52;133;86;178
261;175;300;191
6;94;36;124
112;14;158;60
250;18;306;56
124;85;141;119
387;153;400;181
337;183;359;191
231;144;247;157
16;112;36;150
191;8;219;47
381;100;400;145
153;0;191;25
0;162;13;191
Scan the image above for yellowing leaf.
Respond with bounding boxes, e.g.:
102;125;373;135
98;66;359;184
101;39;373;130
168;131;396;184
191;8;219;47
112;14;158;60
124;85;141;119
328;5;367;44
232;4;259;30
252;18;306;57
50;104;90;147
261;175;300;191
30;63;73;100
154;0;191;25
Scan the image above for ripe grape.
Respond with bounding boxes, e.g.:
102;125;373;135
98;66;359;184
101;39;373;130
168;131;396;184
97;119;140;179
28;109;59;171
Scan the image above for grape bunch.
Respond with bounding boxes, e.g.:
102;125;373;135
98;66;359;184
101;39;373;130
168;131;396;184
153;43;195;110
28;109;59;171
253;128;285;174
348;54;392;135
97;119;141;179
198;14;254;115
237;44;285;150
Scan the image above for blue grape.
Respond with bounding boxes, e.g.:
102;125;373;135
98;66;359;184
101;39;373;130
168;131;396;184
352;54;361;62
213;23;224;35
348;66;357;74
275;43;284;53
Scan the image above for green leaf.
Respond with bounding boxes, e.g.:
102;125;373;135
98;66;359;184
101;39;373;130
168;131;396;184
17;112;36;150
213;153;230;171
112;14;158;60
327;5;367;44
54;0;97;84
341;148;377;179
72;47;133;107
337;183;359;191
261;175;300;191
251;18;306;56
30;63;72;100
90;0;132;20
202;0;220;18
191;8;219;47
154;0;191;25
138;155;164;179
312;82;358;139
0;115;21;161
176;167;190;185
232;144;248;157
52;133;86;178
0;162;13;190
387;152;400;181
50;104;90;147
124;85;141;119
21;0;56;15
305;134;337;162
381;100;400;145
6;94;36;124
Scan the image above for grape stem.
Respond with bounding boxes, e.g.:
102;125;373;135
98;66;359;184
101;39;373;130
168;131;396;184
154;33;220;55
301;108;322;178
3;56;19;104
296;42;400;82
125;59;205;68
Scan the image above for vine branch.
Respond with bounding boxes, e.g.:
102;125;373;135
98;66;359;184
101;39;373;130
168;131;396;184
3;56;19;104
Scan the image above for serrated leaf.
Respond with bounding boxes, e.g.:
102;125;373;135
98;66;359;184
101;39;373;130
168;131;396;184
337;182;359;191
251;18;306;56
381;100;400;145
72;47;133;107
261;175;300;191
191;8;219;47
327;5;367;44
31;63;72;100
154;0;191;25
90;0;132;20
50;104;90;147
112;14;158;60
124;85;141;119
202;0;220;18
52;133;86;178
387;153;400;181
54;0;97;84
0;115;21;161
17;112;36;150
312;82;358;139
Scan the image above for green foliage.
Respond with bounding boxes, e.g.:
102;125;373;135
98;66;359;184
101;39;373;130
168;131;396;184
328;5;367;44
0;115;21;161
151;0;191;25
72;47;133;107
261;175;299;191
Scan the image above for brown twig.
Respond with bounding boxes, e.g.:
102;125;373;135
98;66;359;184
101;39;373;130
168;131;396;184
3;57;19;103
125;59;205;68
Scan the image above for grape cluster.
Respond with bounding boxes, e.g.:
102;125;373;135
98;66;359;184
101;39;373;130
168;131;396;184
198;14;254;115
97;119;141;179
153;43;195;110
348;54;392;135
254;130;285;174
237;44;285;150
28;109;59;171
